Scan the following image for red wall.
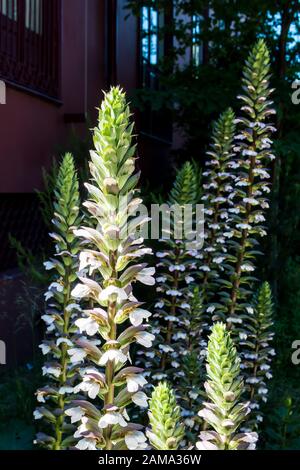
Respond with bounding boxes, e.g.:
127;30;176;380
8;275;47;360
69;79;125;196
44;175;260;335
0;0;107;193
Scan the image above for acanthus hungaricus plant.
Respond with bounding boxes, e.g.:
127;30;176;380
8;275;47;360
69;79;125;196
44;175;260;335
240;281;275;431
32;39;278;451
197;322;258;450
200;107;236;315
34;153;82;450
146;381;185;450
215;39;276;328
141;162;206;434
67;87;156;450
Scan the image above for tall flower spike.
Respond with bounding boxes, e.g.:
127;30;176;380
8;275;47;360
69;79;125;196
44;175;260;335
176;286;207;440
197;323;258;450
200;108;236;313
240;282;275;431
145;161;202;383
35;153;81;450
70;87;154;451
215;39;276;326
147;382;185;450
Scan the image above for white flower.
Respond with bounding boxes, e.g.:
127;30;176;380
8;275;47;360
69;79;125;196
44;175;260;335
79;251;102;273
74;380;100;400
75;317;99;336
44;290;54;302
156;252;168;258
156;276;167;283
242;149;257;156
236;223;252;230
207;306;215;313
56;338;73;347
169;264;185;272
180;302;190;309
42;365;61;378
258;387;268;395
75;438;97;451
199;266;210;272
213;257;225;264
171;361;180;368
125;431;147;450
44;261;55;271
136;267;155;286
185;275;194;284
241;264;255;272
99;349;127;365
71;283;91;299
189;391;199;400
129;308;152;327
246;377;260;384
126;374;148;393
260;364;270;371
243;197;259;205
39;343;51;355
68;348;87;364
172;331;186;340
33;410;43;420
132;391;148;408
49;282;64;293
98;411;128;428
152;373;167;380
246;306;254;314
65;406;85;423
159;344;174;353
58;386;74;395
155;301;164;309
99;285;128;303
135;331;155;348
36;391;46;403
41;314;55;325
66;303;81;312
166;289;182;296
239;332;247;340
254;214;265;223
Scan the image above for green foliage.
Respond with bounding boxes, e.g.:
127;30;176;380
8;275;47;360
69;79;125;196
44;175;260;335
197;323;258;450
264;396;300;450
9;235;48;285
169;160;201;206
36;159;59;229
147;382;185;450
35;152;81;450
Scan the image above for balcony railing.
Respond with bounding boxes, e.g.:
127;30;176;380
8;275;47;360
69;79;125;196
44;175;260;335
0;0;61;100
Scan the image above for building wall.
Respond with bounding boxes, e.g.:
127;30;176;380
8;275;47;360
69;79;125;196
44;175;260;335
0;0;108;193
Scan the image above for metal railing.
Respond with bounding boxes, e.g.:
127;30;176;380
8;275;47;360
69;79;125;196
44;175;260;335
0;0;61;99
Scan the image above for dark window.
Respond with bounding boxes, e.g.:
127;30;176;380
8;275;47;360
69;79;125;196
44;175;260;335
0;0;61;100
139;4;172;144
140;5;159;89
192;14;203;66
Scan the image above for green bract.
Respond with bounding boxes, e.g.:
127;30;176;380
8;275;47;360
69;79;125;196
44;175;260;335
35;153;81;450
197;323;258;450
147;382;185;450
